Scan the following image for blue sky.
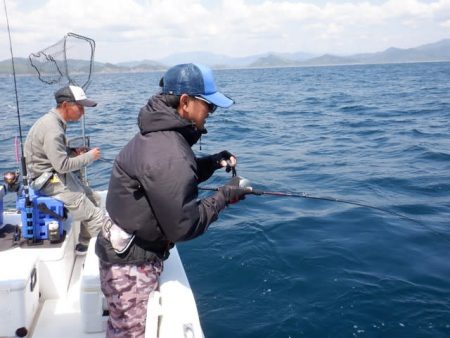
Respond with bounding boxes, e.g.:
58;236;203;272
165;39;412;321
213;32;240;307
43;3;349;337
1;0;450;63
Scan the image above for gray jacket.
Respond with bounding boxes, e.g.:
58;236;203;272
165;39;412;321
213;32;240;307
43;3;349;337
24;109;95;181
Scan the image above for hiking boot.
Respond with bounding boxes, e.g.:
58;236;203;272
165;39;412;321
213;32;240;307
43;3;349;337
75;243;88;255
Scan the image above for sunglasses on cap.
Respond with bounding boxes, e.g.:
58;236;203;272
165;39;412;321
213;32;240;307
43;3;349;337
194;96;217;113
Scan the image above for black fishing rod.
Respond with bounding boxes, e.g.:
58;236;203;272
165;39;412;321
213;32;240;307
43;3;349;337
3;0;23;153
199;180;450;243
3;0;35;243
200;185;417;220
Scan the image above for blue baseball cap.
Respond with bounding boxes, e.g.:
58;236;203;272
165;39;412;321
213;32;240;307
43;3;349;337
160;63;234;108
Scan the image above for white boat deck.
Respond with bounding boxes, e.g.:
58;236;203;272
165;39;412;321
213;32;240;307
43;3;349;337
1;191;205;338
30;255;104;338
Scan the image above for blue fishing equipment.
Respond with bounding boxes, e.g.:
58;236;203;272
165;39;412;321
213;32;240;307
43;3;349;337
16;191;65;242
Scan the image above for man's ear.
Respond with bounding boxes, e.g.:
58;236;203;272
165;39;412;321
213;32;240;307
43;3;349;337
59;101;68;113
180;94;189;106
178;94;190;116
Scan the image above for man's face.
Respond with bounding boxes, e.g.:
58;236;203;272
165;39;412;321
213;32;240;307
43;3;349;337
63;102;85;122
184;96;216;129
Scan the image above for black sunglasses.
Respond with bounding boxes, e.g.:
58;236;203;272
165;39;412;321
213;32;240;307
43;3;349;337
194;96;217;113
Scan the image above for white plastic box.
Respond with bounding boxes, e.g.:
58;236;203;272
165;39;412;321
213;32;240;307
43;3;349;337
80;237;108;333
0;253;40;337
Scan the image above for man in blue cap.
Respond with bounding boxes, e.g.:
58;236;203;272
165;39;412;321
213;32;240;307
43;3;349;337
96;63;250;337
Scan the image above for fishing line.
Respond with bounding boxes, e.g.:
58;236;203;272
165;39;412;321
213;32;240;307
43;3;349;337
199;185;450;243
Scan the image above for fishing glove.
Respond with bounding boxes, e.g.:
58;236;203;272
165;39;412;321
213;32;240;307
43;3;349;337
218;185;248;205
211;150;236;172
218;182;251;205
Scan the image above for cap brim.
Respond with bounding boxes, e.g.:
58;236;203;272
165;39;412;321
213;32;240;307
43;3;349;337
77;99;97;107
200;92;234;108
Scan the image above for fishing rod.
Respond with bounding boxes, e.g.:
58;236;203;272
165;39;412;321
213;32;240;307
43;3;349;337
3;0;36;243
201;185;420;223
3;0;23;154
199;177;450;243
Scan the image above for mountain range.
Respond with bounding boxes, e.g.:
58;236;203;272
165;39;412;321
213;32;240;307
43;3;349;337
1;38;449;75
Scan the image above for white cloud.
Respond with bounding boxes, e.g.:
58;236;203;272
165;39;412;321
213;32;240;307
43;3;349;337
1;0;449;62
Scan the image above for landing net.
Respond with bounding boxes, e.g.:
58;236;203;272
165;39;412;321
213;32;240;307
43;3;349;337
28;32;95;89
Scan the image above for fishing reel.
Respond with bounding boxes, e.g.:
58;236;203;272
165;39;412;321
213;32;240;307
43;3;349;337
67;136;91;157
67;136;94;186
223;158;253;192
228;175;252;189
3;170;21;193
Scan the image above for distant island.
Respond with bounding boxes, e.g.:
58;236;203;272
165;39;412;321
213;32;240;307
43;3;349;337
1;38;449;75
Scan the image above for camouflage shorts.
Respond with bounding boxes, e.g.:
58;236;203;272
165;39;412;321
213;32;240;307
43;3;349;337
99;259;163;338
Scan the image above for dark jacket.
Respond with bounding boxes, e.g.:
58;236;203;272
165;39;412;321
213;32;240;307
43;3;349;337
96;95;227;263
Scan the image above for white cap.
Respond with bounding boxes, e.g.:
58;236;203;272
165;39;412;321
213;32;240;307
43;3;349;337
54;85;97;107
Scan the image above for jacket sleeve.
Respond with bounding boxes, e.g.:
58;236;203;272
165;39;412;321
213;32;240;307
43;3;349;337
140;149;226;243
43;123;94;173
196;155;216;183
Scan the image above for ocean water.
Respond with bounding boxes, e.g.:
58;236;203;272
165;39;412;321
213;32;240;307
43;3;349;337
1;62;450;337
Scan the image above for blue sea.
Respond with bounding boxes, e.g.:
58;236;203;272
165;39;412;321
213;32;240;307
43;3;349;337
1;62;449;337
